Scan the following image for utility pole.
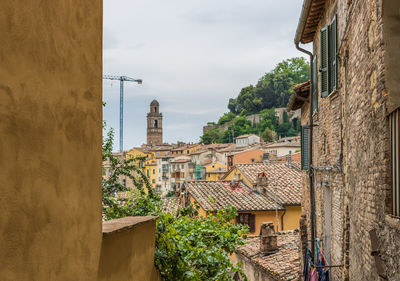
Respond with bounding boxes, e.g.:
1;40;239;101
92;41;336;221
103;75;142;152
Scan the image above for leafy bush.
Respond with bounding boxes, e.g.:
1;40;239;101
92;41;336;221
102;127;249;280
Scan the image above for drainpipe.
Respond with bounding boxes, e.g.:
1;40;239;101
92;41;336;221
281;208;286;231
295;41;316;261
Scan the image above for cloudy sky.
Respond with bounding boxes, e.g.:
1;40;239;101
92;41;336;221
103;0;306;151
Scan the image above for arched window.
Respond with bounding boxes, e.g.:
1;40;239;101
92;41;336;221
154;120;158;128
154;107;157;112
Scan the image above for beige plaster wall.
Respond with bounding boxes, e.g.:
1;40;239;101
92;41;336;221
0;1;103;280
98;220;160;281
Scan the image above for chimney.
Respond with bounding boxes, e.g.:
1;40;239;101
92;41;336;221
260;222;278;254
286;154;292;167
256;172;267;194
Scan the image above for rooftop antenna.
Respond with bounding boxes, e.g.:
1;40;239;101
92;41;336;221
103;75;142;152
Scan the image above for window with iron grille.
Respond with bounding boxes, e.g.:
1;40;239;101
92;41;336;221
390;109;400;217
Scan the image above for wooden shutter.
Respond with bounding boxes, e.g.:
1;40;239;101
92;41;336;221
249;214;256;233
320;27;329;97
313;55;318;112
391;109;400;217
301;126;309;170
329;15;338;92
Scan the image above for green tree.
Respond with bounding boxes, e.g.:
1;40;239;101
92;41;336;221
261;128;277;142
218;112;236;125
102;129;249;280
200;127;222;144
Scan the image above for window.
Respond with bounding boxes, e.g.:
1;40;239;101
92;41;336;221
122;179;126;186
147;169;149;177
301;125;309;170
152;179;155;184
320;15;337;97
154;120;158;128
390;109;400;217
153;169;155;174
187;150;190;154
236;213;255;233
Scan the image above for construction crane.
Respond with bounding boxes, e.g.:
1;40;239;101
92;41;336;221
103;75;143;152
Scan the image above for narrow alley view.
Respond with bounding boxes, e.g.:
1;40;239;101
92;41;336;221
1;0;399;281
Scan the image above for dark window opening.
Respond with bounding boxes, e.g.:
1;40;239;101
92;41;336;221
236;213;255;232
154;120;158;128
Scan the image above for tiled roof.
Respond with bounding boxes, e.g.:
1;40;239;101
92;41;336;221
287;80;311;111
232;163;302;205
216;144;248;153
185;180;284;212
170;158;191;163
264;142;300;148
162;197;181;215
236;230;300;281
274;152;301;164
190;149;210;155
229;147;266;156
236;134;258;139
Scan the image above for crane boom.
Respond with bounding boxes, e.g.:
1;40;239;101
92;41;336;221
103;75;142;83
103;74;143;152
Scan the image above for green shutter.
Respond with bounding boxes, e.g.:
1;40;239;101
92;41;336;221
313;55;318;112
301;126;309;170
329;15;338;92
320;27;329;97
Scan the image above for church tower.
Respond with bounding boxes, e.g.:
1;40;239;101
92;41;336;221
147;99;163;146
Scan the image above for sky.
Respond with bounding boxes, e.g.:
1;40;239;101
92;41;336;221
103;0;306;151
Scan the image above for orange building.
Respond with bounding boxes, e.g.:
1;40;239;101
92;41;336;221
227;148;269;168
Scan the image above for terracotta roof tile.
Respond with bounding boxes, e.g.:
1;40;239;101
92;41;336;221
233;163;302;205
185;180;284;212
236;231;300;281
264;142;300;148
162;197;181;215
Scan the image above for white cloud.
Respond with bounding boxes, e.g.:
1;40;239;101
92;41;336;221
103;0;306;150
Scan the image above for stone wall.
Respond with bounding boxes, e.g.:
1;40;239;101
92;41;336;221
298;0;400;280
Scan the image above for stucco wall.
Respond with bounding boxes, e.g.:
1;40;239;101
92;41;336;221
98;219;160;281
283;205;301;231
233;150;266;165
0;1;102;280
252;210;284;235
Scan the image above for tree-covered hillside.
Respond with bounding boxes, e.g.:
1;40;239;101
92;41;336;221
200;57;309;144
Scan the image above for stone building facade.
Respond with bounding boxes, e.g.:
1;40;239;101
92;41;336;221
290;0;400;280
147;99;163;146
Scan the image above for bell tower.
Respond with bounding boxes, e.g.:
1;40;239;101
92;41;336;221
147;99;163;146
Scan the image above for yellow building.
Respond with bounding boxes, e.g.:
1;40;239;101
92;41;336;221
184;180;285;235
222;163;302;231
126;147;159;190
204;162;227;181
